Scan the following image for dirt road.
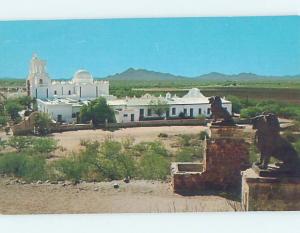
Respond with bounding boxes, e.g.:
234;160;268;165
0;178;238;214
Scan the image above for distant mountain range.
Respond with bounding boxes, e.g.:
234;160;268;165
1;68;300;81
100;68;300;81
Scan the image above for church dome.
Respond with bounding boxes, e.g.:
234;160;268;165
73;69;93;84
183;88;206;98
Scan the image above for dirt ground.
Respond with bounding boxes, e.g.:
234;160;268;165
0;178;239;214
52;126;208;155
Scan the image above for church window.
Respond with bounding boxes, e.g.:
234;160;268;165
39;79;43;84
54;90;57;95
68;90;71;95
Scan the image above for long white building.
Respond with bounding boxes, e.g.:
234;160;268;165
109;89;232;123
28;55;232;123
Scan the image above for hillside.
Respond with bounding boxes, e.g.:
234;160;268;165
100;68;300;81
102;68;187;81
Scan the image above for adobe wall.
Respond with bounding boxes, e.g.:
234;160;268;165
11;112;93;135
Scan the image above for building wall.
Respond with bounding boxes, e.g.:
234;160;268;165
115;108;140;123
34;81;109;100
37;100;74;123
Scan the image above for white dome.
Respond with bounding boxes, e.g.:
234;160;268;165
73;69;93;84
183;88;206;98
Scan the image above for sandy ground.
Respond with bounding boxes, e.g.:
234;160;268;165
0;178;239;214
52;126;208;153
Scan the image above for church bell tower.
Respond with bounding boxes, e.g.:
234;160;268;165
26;54;51;99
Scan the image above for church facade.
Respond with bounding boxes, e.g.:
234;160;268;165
27;54;109;100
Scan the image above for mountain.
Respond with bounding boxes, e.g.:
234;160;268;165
194;72;263;81
101;68;188;81
99;68;300;82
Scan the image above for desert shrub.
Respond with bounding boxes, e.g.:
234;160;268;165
0;152;47;181
158;133;168;138
0;115;8;127
114;153;137;178
52;155;86;182
175;148;193;162
6;136;57;156
175;146;203;162
69;139;137;181
139;153;169;180
7;136;34;152
240;98;258;108
31;137;58;156
121;136;135;149
178;134;192;146
240;107;262;118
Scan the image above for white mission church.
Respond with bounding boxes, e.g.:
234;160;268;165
27;55;232;123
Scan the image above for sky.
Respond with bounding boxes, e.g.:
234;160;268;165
0;16;299;79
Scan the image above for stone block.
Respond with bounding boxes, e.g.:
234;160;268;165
241;167;300;211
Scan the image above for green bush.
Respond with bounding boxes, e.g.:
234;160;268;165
0;152;47;181
31;137;58;156
178;134;192;146
0;115;8;127
175;148;193;162
139;153;169;180
7;136;34;152
52;155;86;182
4;100;22;121
240;106;262;118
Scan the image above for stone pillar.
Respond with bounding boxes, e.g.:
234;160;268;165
241;167;300;211
171;125;250;194
204;125;250;190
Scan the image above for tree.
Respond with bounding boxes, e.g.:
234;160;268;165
80;97;115;125
5;100;22;121
17;96;33;109
149;99;169;117
34;112;52;135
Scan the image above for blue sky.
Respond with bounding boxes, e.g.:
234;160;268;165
0;16;299;79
